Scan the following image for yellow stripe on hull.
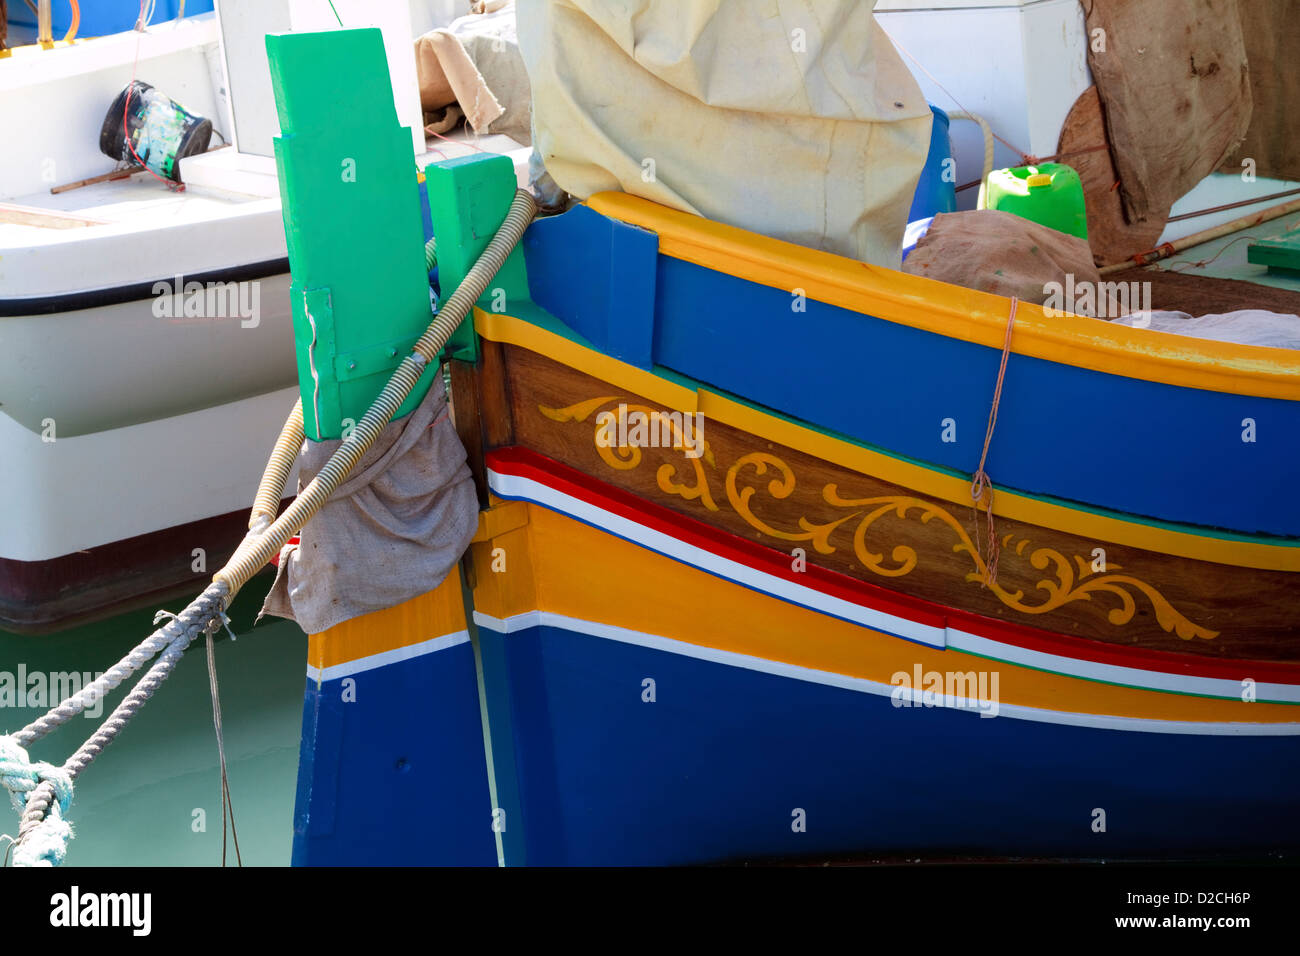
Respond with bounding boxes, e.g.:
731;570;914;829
464;500;1295;726
307;577;468;673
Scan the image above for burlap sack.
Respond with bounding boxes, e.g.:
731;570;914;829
414;0;531;144
1218;0;1300;182
902;210;1111;315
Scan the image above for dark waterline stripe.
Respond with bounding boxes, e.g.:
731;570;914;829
0;257;291;316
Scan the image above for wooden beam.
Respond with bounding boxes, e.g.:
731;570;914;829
0;202;110;229
49;165;143;194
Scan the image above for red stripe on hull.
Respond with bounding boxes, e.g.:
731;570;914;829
487;445;1300;685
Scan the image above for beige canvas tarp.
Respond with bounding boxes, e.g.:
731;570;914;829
517;0;932;268
414;0;532;144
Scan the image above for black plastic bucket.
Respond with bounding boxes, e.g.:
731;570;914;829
99;81;212;183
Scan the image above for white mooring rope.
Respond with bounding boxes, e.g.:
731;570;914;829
0;190;538;865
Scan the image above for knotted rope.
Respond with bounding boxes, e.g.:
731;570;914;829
971;296;1018;588
0;738;73;867
0;189;538;866
0;582;229;865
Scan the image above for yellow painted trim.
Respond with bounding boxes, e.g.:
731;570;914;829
308;573;467;671
474;307;1300;572
467;501;538;623
309;500;537;668
586;191;1300;401
466;502;1296;724
470;498;530;543
476;308;699;414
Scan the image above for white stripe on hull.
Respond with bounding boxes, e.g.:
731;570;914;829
487;465;1300;705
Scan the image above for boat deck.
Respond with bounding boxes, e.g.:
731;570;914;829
1106;215;1300;325
1155;212;1300;292
1;173;270;235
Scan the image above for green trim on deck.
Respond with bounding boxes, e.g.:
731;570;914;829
1248;226;1300;277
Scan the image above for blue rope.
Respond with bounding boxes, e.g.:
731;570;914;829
0;737;73;867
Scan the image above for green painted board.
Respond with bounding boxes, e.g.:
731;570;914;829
423;153;530;363
1248;226;1300;276
267;28;436;441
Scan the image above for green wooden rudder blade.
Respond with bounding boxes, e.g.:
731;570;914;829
267;28;435;441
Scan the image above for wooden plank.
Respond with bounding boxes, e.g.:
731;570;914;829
449;338;516;508
49;165;143;194
478;338;515;450
0;202;110;229
448;357;489;508
499;343;1300;662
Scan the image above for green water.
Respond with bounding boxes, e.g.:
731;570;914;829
0;575;306;866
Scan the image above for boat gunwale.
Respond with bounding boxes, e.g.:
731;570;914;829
585;192;1300;402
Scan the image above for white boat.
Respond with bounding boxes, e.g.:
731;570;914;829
0;1;527;631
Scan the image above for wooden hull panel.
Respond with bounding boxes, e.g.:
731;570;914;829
292;183;1300;865
522;192;1300;537
498;345;1300;664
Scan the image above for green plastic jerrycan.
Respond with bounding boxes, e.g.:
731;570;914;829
979;162;1087;240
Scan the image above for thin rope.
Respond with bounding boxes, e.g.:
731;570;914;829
1165;233;1271;274
1;189;539;866
971;297;1018;588
881;26;1035;166
427;127;490;154
204;626;241;866
125;0;183;192
1167;186;1300;224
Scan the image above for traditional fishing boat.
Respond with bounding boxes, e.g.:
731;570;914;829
286;193;1300;864
267;11;1299;865
3;0;1298;869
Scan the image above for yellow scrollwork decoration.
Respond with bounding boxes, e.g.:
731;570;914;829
542;399;1218;641
727;453;1218;641
539;398;719;511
